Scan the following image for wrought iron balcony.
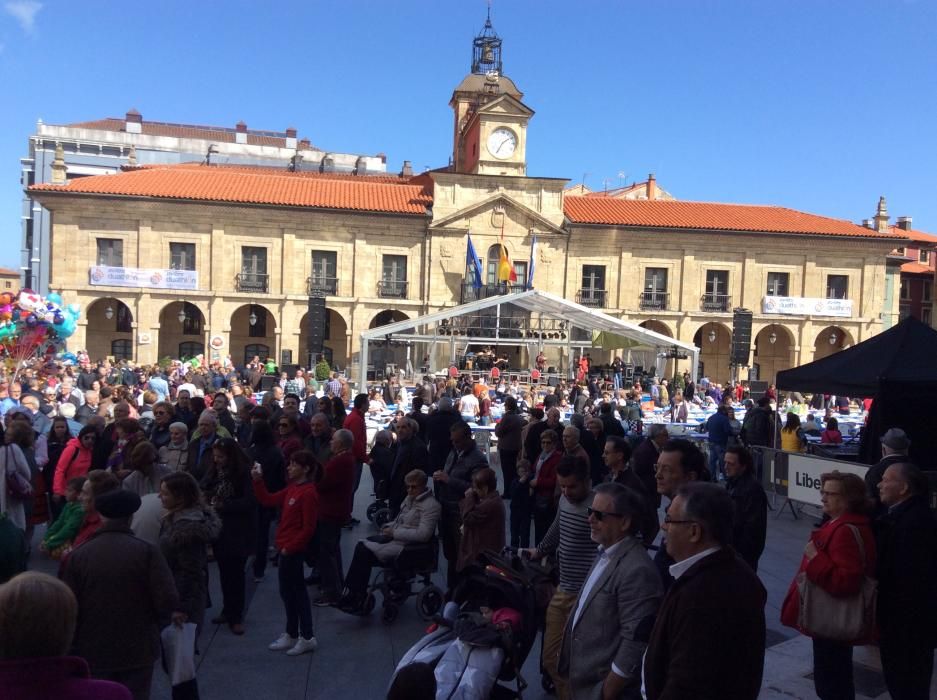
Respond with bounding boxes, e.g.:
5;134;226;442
378;279;408;299
306;276;338;296
700;293;731;312
639;291;669;311
235;272;268;294
460;282;526;303
576;289;606;308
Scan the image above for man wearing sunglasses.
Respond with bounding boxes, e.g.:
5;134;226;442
644;482;766;700
559;482;662;700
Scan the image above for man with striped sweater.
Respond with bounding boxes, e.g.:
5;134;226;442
524;456;595;700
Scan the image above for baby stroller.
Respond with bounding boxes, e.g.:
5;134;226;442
391;549;554;699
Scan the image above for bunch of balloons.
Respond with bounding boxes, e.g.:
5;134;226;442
0;290;81;374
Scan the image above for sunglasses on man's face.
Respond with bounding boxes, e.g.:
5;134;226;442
587;507;624;522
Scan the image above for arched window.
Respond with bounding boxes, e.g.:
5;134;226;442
178;342;204;360
244;343;270;365
111;339;132;360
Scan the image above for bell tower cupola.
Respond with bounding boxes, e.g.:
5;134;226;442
450;11;533;176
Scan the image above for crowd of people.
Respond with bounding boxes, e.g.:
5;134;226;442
0;353;933;700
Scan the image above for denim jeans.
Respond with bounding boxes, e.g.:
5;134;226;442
708;444;726;481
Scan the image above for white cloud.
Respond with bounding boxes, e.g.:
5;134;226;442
5;1;42;33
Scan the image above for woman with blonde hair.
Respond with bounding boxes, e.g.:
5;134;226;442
0;571;131;698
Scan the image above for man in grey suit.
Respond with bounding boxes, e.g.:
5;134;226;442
559;482;663;700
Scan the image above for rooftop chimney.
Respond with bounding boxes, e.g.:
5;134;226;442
235;121;247;145
896;216;913;231
127;144;137;167
125;108;142;134
285;127;297;150
400;160;413;177
873;195;889;233
298;138;311;150
50;143;67;185
646;173;657;201
862;219;873;229
377;152;387;164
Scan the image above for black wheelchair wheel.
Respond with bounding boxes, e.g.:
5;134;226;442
365;502;380;522
415;585;444;621
374;507;392;528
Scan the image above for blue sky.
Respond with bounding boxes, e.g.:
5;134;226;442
1;1;936;270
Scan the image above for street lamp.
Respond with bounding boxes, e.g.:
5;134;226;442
768;328;778;345
177;302;187;324
707;327;716;344
104;304;114;320
249;305;258;327
829;331;838;345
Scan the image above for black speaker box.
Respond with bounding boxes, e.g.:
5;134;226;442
307;297;326;354
731;308;753;365
260;376;278;391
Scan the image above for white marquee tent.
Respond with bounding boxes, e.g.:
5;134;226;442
357;289;699;388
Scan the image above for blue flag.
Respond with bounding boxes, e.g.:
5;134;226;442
527;235;537;290
466;234;483;289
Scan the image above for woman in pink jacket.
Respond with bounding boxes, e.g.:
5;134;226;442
53;426;97;498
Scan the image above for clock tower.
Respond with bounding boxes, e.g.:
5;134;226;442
450;13;534;176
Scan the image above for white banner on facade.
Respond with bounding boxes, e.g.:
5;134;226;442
787;454;868;507
89;265;198;290
762;296;853;317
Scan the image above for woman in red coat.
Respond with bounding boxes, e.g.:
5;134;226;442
781;471;876;700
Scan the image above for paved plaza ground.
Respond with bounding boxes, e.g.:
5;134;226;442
29;468;936;700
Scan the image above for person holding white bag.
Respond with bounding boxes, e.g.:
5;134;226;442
158;471;221;699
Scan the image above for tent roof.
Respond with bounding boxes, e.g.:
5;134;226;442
359;289;697;352
776;316;937;396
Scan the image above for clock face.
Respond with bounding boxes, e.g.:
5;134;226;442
487;127;517;159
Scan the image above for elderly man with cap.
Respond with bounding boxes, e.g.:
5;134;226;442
61;489;181;700
865;427;912;515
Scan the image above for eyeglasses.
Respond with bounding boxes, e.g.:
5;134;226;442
587;507;624;522
663;516;697;526
820;489;843;497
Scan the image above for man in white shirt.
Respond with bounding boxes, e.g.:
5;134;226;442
457;387;479;421
558;482;662;700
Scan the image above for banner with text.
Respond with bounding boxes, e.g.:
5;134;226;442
762;296;853;317
89;265;198;290
787;454;868;507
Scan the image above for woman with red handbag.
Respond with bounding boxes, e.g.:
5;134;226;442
781;471;877;700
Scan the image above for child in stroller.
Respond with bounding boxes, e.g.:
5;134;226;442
391;549;555;699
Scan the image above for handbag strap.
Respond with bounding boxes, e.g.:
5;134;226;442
843;524;867;570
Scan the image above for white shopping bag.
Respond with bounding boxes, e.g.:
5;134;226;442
161;623;197;686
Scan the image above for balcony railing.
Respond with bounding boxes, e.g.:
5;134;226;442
378;279;408;299
576;289;606;308
460;282;527;303
306;276;338;296
236;272;268;294
700;293;731;312
639;291;669;311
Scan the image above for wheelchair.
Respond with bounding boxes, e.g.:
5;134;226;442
362;537;444;624
364;479;393;529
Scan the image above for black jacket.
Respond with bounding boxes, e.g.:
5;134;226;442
387;436;429;514
725;471;768;572
875;495;937;648
609;467;660;547
425;409;461;471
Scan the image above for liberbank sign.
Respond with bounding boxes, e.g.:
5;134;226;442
89;265;198;290
762;296;853;317
787;454;869;507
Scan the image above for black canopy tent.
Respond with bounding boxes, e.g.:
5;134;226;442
776;317;937;469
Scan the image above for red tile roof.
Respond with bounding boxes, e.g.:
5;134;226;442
65;118;297;148
888;225;937;245
564;197;899;238
30;164;432;215
900;262;934;275
0;268;20;276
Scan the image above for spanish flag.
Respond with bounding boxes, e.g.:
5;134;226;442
498;244;518;283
